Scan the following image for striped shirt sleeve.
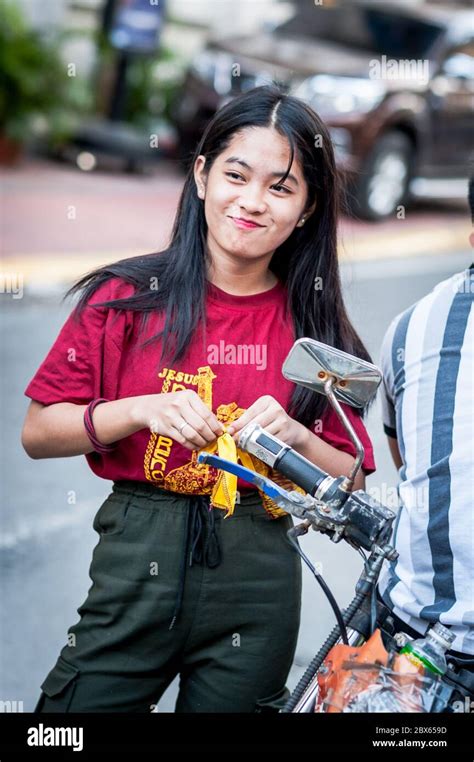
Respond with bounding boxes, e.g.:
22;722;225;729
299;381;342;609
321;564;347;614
380;316;399;439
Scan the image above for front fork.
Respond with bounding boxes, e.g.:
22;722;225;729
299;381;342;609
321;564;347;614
284;526;395;713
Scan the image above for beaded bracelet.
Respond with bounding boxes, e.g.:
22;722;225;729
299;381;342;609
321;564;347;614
83;398;118;454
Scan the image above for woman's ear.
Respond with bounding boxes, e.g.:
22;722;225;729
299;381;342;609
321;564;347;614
296;198;317;227
194;155;207;200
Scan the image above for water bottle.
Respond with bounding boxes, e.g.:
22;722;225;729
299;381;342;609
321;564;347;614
343;624;455;713
399;622;455;676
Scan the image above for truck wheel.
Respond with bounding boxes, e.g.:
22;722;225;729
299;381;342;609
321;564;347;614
350;132;414;221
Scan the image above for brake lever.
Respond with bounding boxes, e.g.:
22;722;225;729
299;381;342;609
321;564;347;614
197;452;315;519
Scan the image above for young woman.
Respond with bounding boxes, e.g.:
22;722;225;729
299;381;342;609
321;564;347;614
22;85;376;713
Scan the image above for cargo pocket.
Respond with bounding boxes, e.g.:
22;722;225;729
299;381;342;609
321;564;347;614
93;494;131;536
39;656;80;712
255;684;291;713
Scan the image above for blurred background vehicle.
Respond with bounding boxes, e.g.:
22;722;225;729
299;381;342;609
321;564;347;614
172;0;474;220
60;0;168;173
0;0;181;172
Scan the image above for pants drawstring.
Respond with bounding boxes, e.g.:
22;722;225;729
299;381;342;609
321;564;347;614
169;496;222;630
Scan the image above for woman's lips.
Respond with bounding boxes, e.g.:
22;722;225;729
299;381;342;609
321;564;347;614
230;217;264;230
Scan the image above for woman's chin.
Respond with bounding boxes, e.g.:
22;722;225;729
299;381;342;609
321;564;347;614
225;245;266;260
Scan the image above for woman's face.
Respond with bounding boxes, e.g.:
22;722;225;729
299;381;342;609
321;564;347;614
194;126;315;264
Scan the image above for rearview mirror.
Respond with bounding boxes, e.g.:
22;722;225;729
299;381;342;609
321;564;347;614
282;338;382;408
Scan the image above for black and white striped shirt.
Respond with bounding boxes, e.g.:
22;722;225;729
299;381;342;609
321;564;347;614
379;264;474;655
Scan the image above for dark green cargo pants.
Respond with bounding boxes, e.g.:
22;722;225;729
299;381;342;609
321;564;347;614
34;480;302;713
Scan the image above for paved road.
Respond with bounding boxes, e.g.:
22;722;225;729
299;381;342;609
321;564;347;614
1;247;471;712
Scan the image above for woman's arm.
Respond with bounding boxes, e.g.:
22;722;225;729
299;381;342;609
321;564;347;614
21;398;144;459
292;426;366;492
228;395;367;492
21;390;224;460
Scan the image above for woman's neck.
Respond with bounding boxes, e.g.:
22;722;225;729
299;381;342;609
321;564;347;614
206;262;278;296
209;274;278;296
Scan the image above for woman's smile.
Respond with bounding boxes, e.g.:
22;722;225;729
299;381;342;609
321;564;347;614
228;216;266;231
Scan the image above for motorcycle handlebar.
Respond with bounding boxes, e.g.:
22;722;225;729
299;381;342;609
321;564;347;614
238;423;347;505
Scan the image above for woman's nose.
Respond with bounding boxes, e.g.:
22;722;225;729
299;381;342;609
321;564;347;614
238;186;267;214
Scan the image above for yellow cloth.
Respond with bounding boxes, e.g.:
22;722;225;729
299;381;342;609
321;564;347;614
198;427;305;519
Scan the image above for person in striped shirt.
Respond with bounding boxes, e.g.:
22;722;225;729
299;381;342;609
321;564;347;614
378;177;474;666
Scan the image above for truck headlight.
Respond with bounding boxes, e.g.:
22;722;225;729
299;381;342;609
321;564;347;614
294;75;385;116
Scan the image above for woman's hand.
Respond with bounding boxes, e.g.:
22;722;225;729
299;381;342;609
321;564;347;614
227;395;308;449
226;394;366;491
130;390;224;451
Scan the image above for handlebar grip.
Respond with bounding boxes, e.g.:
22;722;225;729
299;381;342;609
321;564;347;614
239;426;329;496
273;447;329;496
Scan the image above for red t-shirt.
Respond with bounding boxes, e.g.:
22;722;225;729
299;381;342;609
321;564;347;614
24;277;375;496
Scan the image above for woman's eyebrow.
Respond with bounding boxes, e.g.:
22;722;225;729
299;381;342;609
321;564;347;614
223;156;299;186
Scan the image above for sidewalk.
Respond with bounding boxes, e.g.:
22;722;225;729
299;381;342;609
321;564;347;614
2;158;470;293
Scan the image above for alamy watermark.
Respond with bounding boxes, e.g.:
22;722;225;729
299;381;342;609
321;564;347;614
452;695;474;713
0;699;24;712
27;723;83;752
207;341;267;371
0;272;24;299
369;56;430;85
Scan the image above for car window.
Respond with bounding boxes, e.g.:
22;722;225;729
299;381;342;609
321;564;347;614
442;41;474;78
276;3;444;60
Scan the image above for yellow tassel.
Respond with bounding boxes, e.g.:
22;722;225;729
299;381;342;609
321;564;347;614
199;430;238;517
198;426;305;519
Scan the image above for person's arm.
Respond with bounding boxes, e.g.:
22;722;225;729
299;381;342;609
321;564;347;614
21;398;141;459
227;395;368;491
293;426;366;491
379;316;402;472
387;434;403;470
21;390;224;460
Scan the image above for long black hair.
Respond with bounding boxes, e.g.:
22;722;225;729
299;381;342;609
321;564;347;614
65;84;372;428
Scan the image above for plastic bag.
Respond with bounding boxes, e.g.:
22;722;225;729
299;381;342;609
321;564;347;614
315;628;448;713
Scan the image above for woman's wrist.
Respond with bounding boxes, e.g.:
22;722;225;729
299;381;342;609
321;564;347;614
127;395;161;432
290;421;311;451
91;396;148;445
127;396;145;429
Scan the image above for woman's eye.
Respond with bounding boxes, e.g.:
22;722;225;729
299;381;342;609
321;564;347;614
225;172;290;194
